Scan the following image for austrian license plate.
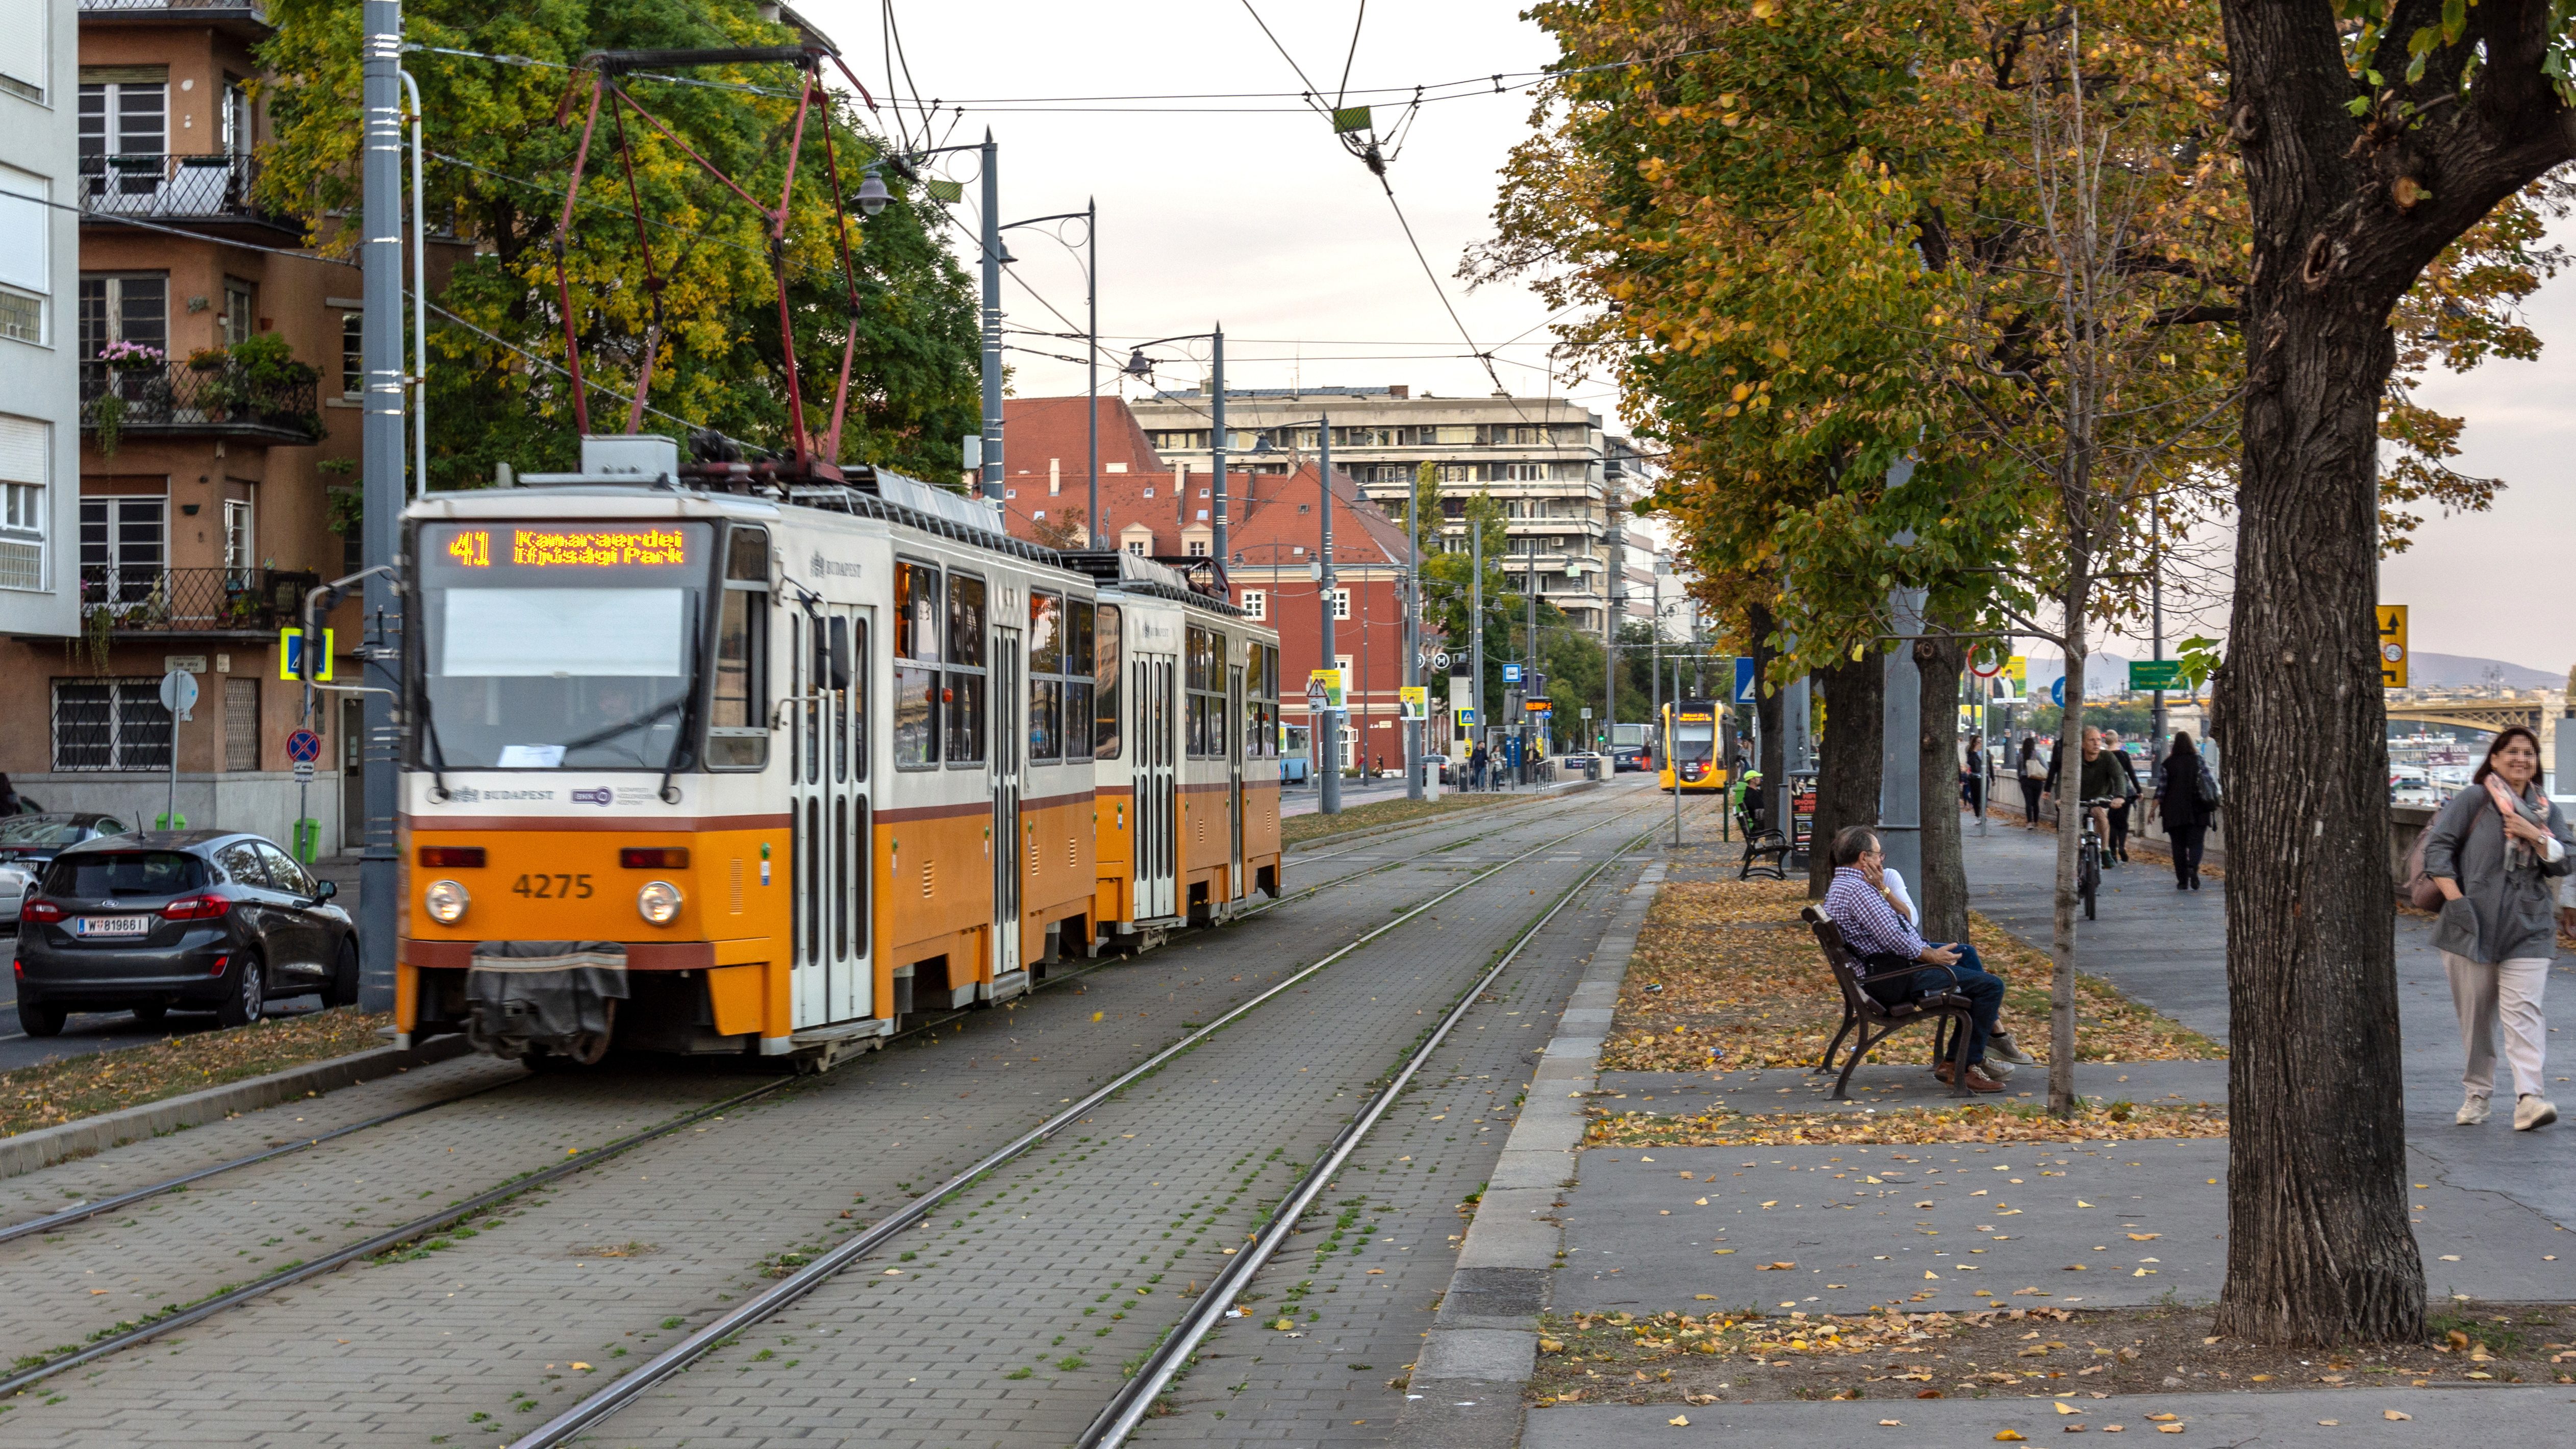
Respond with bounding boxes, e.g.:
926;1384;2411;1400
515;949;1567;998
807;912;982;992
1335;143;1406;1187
74;915;152;939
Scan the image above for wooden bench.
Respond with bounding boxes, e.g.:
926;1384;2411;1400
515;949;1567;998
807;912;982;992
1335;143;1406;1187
1736;798;1789;881
1802;905;1976;1098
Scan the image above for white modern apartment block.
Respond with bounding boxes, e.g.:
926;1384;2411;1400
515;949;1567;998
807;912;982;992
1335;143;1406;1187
0;0;81;640
1133;386;1634;634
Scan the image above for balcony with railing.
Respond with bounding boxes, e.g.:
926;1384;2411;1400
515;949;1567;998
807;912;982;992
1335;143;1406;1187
78;0;275;39
80;566;319;638
79;153;290;232
81;360;324;446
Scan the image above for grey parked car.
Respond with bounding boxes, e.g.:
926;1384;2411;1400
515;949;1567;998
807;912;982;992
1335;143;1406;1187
13;830;358;1035
0;813;134;930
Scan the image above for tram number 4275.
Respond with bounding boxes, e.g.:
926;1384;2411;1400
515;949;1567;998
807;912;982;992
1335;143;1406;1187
513;873;595;901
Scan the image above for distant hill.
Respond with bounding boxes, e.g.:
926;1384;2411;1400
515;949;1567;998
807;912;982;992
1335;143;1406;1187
2412;652;2565;690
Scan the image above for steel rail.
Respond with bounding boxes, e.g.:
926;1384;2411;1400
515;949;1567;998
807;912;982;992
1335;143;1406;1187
1078;804;1696;1447
504;794;1661;1449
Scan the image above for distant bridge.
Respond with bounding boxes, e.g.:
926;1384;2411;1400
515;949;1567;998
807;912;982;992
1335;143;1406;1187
2387;697;2560;746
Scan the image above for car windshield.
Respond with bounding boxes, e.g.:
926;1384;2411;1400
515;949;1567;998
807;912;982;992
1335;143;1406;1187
0;817;85;848
44;851;208;900
417;521;710;769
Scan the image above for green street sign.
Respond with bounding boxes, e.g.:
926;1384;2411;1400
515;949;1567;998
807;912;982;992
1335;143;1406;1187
2128;659;2187;690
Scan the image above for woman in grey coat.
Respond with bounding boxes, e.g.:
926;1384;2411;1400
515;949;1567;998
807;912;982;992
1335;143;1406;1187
2422;726;2574;1131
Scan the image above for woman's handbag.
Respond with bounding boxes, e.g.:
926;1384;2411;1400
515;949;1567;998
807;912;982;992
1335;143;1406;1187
2402;829;2447;911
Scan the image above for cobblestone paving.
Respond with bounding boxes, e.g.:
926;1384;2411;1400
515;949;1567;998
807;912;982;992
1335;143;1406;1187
0;784;1660;1447
1132;857;1645;1449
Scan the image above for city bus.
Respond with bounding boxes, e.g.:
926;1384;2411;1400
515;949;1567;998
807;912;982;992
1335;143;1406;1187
1658;699;1727;793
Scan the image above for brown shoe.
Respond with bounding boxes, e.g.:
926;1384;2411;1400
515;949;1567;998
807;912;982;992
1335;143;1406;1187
1935;1062;2005;1093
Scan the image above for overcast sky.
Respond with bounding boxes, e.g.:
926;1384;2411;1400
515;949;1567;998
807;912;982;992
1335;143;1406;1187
818;0;2570;675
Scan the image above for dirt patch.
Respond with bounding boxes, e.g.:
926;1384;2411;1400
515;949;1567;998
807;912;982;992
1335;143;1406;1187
1600;878;2223;1072
0;1009;392;1139
1585;1101;2227;1148
1527;1301;2576;1408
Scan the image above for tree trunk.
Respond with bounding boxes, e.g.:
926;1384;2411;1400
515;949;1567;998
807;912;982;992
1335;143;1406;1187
1915;630;1969;945
1807;650;1884;898
2049;614;2086;1115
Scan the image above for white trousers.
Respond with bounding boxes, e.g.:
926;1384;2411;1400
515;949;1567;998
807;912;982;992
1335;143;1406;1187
2442;951;2552;1101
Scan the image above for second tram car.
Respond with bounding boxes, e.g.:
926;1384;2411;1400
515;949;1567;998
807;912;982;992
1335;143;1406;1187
393;442;1282;1067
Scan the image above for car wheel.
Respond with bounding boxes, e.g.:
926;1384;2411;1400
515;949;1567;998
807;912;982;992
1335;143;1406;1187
323;939;361;1009
216;950;265;1029
131;1003;168;1025
17;1001;65;1037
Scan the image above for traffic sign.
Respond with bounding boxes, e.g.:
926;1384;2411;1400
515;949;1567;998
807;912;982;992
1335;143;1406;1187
1502;663;1522;684
1579;707;1594;719
1971;656;2004;680
1733;656;1757;705
278;627;335;682
2377;604;2408;688
158;668;198;719
1433;652;1453;673
2128;659;2186;691
1308;668;1345;709
285;728;324;763
1454;705;1478;729
2050;675;2065;707
292;760;315;783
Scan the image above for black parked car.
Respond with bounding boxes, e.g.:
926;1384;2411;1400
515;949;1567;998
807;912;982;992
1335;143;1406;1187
0;813;135;929
12;831;359;1036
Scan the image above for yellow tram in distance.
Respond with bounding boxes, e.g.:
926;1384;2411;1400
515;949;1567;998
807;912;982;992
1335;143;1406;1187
392;437;1284;1069
1658;698;1728;793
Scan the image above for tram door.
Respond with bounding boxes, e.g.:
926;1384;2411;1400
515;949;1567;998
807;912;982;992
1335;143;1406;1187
1226;661;1245;902
1134;652;1178;918
991;625;1024;981
791;608;872;1026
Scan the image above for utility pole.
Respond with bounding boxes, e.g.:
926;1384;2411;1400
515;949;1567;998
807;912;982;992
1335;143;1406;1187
1523;553;1538;782
358;0;404;1011
1317;414;1340;815
1210;327;1227;567
1083;195;1097;546
2149;504;2166;756
1879;533;1927;896
978;132;1002;507
1404;461;1423;801
1470;516;1484;787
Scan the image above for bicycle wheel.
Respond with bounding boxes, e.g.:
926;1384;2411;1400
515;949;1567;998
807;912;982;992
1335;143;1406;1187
2080;844;2099;920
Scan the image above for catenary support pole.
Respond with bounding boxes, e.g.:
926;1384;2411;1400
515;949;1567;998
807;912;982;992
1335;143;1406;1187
400;68;427;498
358;0;405;1011
1878;504;1925;892
1317;414;1340;815
1470;518;1484;788
979;132;1003;509
1084;195;1097;548
1404;461;1422;801
1210;327;1227;570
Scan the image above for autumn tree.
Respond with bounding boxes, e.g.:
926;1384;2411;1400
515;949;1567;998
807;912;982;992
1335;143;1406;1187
258;0;982;489
2210;0;2576;1346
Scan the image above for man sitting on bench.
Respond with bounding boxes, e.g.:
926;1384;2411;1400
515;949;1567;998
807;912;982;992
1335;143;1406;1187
1820;825;2029;1094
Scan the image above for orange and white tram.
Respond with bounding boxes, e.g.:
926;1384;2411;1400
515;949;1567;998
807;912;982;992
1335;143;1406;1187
392;440;1282;1067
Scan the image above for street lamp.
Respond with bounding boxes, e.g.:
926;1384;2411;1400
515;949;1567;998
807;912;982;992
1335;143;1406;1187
1000;201;1099;545
1250;415;1345;814
1122;328;1228;569
867;137;1002;501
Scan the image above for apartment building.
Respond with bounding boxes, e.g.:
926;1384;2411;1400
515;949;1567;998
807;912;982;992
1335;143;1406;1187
0;0;366;849
0;0;83;645
1132;387;1629;635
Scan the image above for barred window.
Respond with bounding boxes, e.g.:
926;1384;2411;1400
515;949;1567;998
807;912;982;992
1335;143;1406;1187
223;677;258;772
52;677;172;770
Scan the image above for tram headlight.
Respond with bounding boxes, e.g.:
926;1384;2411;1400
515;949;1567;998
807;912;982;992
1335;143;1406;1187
424;879;469;925
637;880;684;926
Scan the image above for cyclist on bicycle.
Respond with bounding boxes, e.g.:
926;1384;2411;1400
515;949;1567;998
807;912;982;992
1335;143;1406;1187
2043;727;2134;867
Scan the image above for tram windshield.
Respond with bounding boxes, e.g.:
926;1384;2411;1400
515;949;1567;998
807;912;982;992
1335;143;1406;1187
1671;706;1716;765
416;521;711;770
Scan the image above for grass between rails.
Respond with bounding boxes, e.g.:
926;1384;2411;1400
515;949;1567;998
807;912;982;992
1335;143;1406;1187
0;1009;391;1139
1600;878;2223;1073
1279;789;1520;846
1584;1100;2228;1148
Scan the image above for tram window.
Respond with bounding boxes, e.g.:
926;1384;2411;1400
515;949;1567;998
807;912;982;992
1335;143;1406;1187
727;527;769;582
894;563;942;769
1093;603;1122;760
707;583;770;770
1029;676;1061;761
1029;591;1061;672
1245;642;1276;758
945;572;988;765
1184;625;1224;759
849;619;868;782
1028;590;1063;763
1062;599;1094;758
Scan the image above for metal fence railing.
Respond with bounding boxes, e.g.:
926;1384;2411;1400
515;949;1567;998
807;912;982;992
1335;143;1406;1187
79;566;319;634
79;152;266;219
80;361;323;442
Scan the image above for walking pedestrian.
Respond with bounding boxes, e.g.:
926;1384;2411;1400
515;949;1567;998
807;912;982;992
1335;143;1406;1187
2101;729;2141;862
1960;733;1986;818
1468;742;1489;791
0;772;17;818
2151;731;2217;890
2421;726;2571;1132
2016;735;2045;830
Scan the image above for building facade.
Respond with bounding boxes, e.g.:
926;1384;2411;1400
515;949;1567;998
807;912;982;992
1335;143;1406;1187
0;0;365;850
0;0;84;645
1132;386;1628;636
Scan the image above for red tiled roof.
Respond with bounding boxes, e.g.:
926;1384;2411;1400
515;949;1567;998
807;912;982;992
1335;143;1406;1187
1225;461;1413;572
996;395;1174;545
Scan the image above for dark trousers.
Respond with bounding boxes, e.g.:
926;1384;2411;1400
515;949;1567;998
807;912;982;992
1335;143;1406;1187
2108;800;2132;855
1865;942;2006;1066
2018;778;2043;821
2170;822;2207;885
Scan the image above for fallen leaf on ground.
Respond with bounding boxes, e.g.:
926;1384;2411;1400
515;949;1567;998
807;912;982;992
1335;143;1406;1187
1668;1414;1689;1427
2384;1410;2411;1421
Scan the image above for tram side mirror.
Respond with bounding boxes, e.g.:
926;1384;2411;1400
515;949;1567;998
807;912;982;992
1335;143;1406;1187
825;616;851;693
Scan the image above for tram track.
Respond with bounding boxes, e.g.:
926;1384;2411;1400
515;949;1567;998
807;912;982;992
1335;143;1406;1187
506;790;1686;1448
0;785;1662;1410
0;783;1586;1259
